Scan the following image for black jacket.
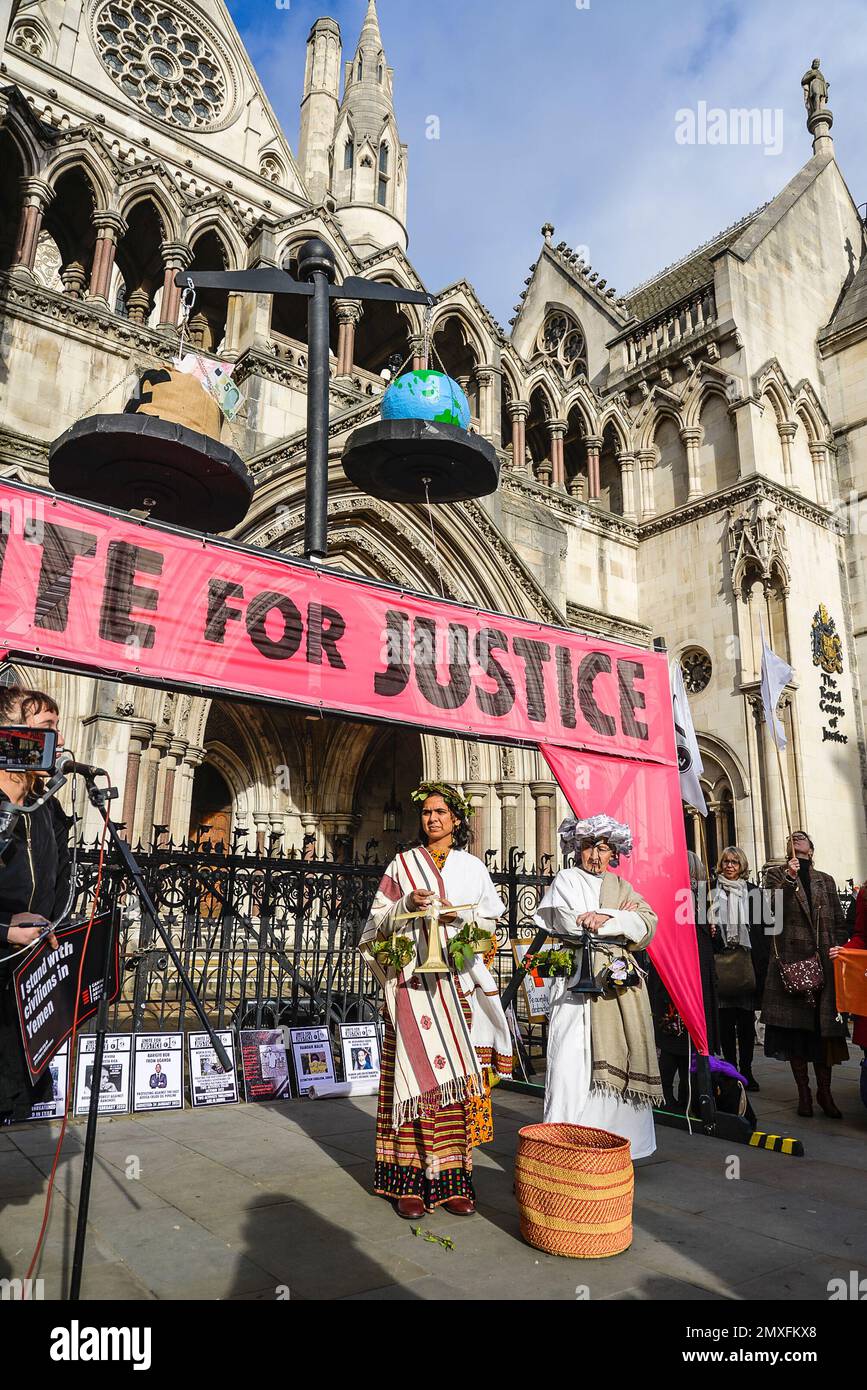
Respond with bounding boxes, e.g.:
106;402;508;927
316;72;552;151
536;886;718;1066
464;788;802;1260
0;797;72;946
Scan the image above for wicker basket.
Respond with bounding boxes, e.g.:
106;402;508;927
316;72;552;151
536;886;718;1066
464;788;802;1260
515;1123;634;1259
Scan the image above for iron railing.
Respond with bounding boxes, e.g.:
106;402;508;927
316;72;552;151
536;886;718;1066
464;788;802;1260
70;842;555;1063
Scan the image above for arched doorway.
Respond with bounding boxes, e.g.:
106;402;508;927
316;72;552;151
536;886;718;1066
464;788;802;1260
353;725;423;861
190;763;233;853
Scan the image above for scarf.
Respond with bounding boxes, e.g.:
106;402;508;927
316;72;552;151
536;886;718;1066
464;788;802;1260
711;877;752;948
360;846;512;1130
590;949;662;1107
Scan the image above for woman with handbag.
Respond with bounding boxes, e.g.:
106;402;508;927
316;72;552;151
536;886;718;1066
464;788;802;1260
762;831;849;1118
711;847;769;1093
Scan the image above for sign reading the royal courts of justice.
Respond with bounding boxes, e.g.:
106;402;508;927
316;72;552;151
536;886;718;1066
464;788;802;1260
812;604;849;746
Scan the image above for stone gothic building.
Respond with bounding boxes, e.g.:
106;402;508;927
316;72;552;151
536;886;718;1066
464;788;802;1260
0;2;865;879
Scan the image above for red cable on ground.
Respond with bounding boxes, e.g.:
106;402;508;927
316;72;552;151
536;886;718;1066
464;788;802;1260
24;815;109;1290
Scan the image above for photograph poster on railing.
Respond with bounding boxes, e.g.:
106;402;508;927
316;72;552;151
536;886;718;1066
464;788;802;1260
132;1035;184;1113
240;1029;292;1102
73;1035;132;1117
188;1031;239;1108
289;1026;337;1095
339;1023;381;1087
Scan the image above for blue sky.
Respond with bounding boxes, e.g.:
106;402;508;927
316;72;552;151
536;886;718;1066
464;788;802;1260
226;0;867;325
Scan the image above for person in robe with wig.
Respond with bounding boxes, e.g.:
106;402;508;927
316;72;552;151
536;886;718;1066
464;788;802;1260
360;781;513;1218
534;813;662;1159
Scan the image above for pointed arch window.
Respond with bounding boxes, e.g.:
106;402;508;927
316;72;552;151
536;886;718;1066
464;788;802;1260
377;61;384;82
377;143;389;206
357;55;364;81
344;138;354;170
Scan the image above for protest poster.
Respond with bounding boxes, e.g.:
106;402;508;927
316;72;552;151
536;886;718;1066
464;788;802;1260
73;1033;132;1116
339;1023;381;1086
240;1029;291;1102
13;913;117;1083
132;1033;184;1112
188;1031;239;1107
512;942;553;1022
288;1026;336;1095
2;1043;69;1125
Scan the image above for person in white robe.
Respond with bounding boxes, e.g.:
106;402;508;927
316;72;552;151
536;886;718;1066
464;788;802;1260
534;813;662;1159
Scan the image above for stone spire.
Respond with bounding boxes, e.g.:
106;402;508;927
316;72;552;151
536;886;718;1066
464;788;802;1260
330;0;408;253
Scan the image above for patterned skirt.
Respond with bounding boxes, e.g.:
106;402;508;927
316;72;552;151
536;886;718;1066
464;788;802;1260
374;1003;493;1210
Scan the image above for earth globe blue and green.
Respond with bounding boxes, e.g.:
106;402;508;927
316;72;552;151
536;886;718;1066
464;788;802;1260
381;370;471;431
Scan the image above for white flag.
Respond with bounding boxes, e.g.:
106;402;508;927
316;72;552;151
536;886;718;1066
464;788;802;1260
670;660;708;816
760;619;794;750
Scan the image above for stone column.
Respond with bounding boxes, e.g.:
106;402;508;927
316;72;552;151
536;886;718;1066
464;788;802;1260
809;441;831;505
126;288;152;327
410;334;428;371
585;434;603;500
529;781;557;867
174;746;205;848
158;242;193;331
547;419;567;490
120;720;154;842
333;298;363;376
163;738;189;841
637;448;656;520
476;365;497;440
508;399;530;472
617;451;638;520
141;731;171;846
11;178;54;276
777;422;797;489
456;373;473;422
88;210;127;304
680;425;703;501
463;782;491;860
495;782;522;867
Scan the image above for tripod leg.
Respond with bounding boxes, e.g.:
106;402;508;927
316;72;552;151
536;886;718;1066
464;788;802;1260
69;918;115;1300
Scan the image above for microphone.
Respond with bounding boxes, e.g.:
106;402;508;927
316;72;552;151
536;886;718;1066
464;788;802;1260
55;750;108;780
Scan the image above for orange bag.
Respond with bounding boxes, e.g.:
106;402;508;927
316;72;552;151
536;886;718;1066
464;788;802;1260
833;948;867;1016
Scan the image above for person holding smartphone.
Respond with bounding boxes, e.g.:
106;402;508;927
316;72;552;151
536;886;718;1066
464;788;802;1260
0;685;70;1121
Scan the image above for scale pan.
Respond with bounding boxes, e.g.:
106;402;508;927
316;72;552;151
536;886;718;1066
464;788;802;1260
341;418;500;503
49;413;253;531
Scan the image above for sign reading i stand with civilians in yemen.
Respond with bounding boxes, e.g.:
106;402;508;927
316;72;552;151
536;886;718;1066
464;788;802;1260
0;479;709;1054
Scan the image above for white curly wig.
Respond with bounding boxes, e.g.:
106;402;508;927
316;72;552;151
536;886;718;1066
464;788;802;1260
558;813;633;865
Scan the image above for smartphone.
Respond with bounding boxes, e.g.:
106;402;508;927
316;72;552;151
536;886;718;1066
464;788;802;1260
0;726;58;772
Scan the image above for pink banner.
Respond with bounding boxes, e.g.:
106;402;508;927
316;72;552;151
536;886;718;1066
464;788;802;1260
0;480;705;1047
542;744;708;1055
0;482;674;760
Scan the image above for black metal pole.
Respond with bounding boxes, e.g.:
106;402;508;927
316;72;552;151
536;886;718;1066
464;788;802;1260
68;919;115;1301
300;239;337;562
68;772;233;1300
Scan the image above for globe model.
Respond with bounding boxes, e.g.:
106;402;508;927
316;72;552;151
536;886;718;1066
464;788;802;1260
381;370;471;431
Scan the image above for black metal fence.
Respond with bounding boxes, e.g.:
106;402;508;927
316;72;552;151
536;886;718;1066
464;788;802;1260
72;842;554;1059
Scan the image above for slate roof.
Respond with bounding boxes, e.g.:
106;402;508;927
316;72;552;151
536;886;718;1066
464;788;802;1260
823;254;867;338
624;203;769;323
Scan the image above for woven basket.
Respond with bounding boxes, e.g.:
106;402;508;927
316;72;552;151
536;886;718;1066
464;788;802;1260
515;1123;634;1259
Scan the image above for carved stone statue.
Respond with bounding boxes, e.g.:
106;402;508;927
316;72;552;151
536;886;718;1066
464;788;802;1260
801;59;829;117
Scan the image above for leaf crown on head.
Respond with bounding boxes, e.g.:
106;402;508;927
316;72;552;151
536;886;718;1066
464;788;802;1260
410;781;474;821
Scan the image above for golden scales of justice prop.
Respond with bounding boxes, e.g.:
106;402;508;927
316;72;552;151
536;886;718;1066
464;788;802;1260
390;900;493;974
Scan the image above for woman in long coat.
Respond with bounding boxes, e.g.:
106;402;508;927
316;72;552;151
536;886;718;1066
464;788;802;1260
762;831;849;1117
711;846;770;1091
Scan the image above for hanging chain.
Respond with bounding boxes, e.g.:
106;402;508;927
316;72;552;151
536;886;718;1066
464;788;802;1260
422;477;446;599
176;276;196;362
422;300;434;371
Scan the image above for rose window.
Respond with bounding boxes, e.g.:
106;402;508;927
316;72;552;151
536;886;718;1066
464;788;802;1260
537;309;587;378
93;1;229;129
680;647;712;694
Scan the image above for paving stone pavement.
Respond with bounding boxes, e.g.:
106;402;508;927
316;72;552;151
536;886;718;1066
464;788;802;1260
1;1052;864;1301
